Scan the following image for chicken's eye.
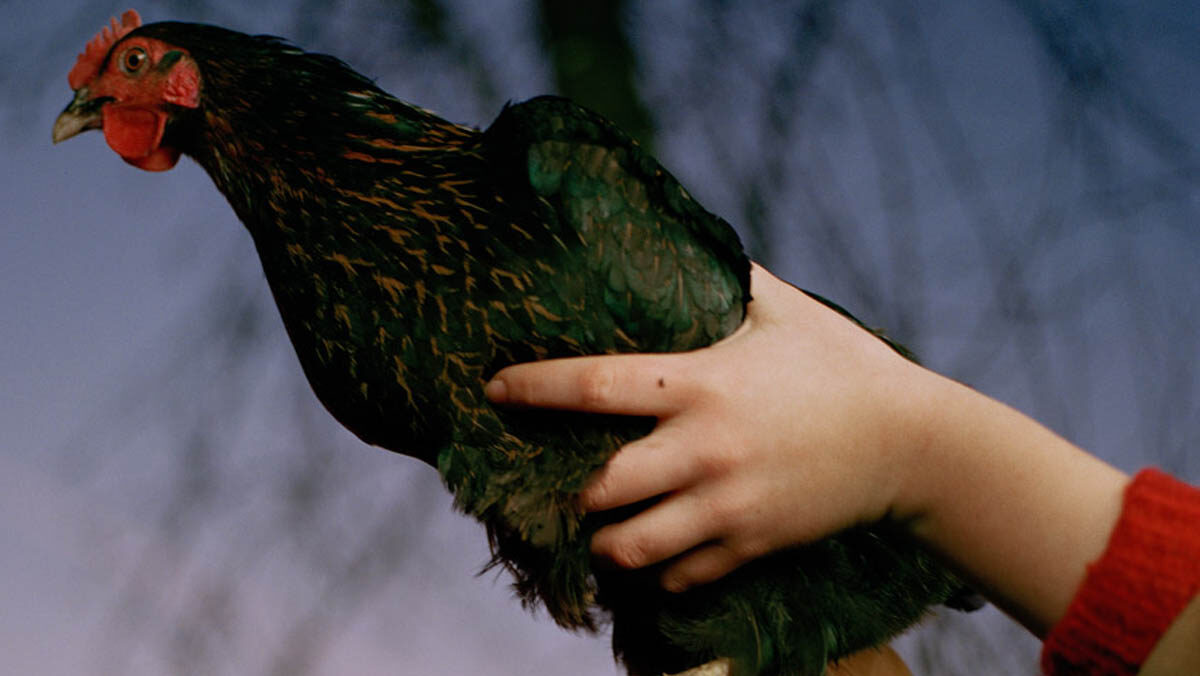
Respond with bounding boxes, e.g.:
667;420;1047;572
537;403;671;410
121;47;148;73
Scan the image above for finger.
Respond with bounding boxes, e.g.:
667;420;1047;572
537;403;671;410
658;541;754;592
579;425;707;511
590;490;721;570
485;353;692;416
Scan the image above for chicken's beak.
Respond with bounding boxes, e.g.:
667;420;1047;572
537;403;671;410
52;87;104;144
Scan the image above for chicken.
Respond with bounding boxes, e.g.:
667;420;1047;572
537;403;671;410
54;11;970;675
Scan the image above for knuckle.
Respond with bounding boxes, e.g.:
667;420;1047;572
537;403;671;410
700;487;754;534
625;434;670;460
577;363;618;408
695;491;735;530
661;570;692;593
695;444;741;477
606;536;651;570
682;363;725;403
728;536;766;562
663;547;734;592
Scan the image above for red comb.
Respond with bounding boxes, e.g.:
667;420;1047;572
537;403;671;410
68;9;142;90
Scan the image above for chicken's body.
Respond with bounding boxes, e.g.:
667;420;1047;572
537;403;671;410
56;13;967;675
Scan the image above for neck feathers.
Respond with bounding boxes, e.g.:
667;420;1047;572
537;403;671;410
133;22;479;235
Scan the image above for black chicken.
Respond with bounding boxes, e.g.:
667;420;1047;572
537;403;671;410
53;11;970;675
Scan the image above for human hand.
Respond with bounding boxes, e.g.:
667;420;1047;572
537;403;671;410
485;263;937;591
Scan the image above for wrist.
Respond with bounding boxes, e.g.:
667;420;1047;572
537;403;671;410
889;369;1129;633
881;361;958;526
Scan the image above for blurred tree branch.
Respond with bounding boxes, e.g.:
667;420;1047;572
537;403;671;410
538;0;654;146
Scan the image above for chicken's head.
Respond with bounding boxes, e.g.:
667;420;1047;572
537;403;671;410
53;10;200;171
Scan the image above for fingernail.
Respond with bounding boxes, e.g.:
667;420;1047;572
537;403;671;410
483;378;507;403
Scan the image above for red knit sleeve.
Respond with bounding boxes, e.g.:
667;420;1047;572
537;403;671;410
1041;468;1200;675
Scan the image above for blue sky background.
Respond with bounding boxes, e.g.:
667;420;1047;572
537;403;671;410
2;1;1199;674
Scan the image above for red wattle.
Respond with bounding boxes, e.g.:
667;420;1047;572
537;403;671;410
123;146;182;172
102;106;173;168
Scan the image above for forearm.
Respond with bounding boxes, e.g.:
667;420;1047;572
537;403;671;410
898;369;1129;635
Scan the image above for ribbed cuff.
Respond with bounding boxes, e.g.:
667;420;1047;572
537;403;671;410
1041;468;1200;675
